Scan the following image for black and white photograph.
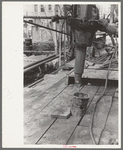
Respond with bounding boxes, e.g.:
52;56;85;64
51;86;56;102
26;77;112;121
2;1;121;148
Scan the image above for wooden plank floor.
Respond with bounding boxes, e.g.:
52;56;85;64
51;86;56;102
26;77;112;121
66;58;118;81
24;62;118;145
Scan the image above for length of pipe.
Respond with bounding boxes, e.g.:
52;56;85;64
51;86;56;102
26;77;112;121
23;16;66;19
24;20;70;36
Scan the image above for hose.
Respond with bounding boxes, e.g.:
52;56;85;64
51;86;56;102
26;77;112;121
89;35;117;145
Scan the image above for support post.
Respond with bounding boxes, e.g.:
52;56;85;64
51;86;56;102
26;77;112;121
63;5;67;65
58;5;62;67
53;5;58;55
110;5;115;23
59;27;62;67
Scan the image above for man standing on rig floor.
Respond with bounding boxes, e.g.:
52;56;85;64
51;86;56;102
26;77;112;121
68;4;118;87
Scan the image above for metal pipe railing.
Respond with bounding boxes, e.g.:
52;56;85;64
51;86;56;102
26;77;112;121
24;54;56;69
24;55;59;73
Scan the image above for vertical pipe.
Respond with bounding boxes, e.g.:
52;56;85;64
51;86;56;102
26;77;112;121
74;46;87;83
74;46;87;74
73;5;88;84
110;4;115;23
56;24;58;55
63;5;67;65
53;5;58;55
64;21;66;65
59;26;62;67
58;5;62;67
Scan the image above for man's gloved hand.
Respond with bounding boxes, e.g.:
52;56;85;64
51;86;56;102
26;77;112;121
98;19;118;36
51;15;59;23
98;19;108;28
106;23;118;36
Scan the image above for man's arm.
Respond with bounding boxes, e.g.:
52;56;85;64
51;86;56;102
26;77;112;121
97;19;118;36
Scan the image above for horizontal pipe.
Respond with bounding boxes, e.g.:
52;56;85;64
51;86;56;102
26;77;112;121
24;20;70;36
23;16;66;19
24;50;55;53
24;54;56;69
24;55;59;73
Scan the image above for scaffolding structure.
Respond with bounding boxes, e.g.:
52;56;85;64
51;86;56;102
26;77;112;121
23;4;68;67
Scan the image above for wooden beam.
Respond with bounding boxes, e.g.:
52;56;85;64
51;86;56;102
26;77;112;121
68;69;118;81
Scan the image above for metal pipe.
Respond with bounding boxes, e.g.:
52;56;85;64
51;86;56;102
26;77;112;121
24;51;54;53
23;20;70;36
24;54;56;69
74;47;87;74
24;55;59;73
23;16;66;19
